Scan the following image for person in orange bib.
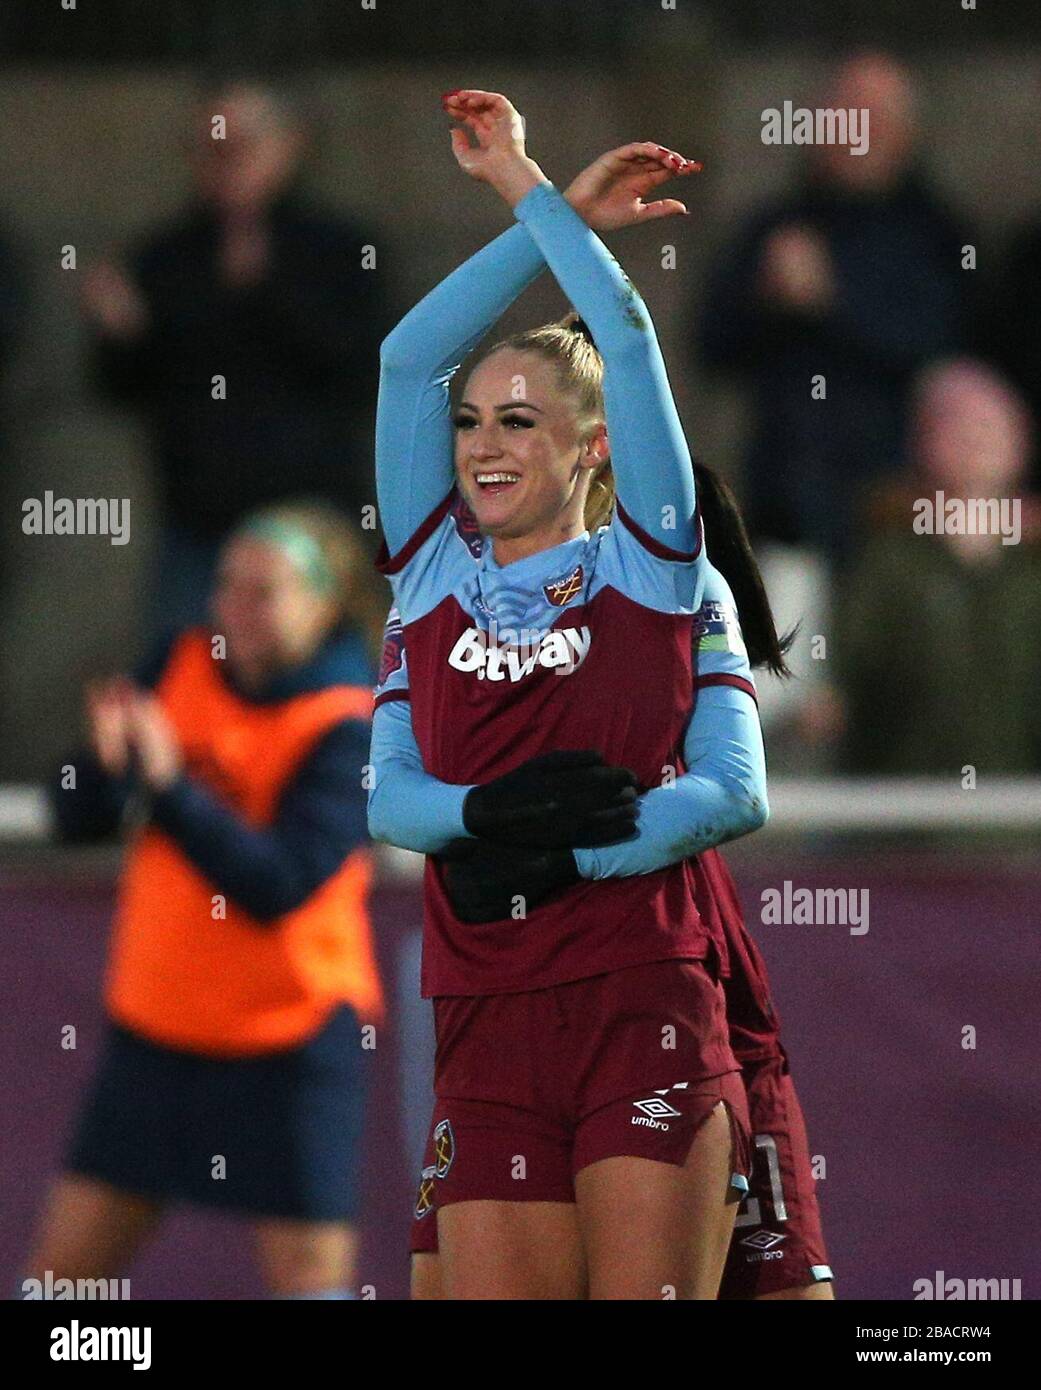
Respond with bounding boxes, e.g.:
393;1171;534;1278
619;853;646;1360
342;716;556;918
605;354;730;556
25;502;384;1299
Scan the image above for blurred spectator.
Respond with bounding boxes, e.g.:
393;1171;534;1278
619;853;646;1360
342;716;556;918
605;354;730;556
979;219;1041;490
697;51;969;563
80;79;387;637
832;359;1041;775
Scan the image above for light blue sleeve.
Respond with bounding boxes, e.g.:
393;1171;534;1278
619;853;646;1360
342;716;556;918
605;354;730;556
368;681;766;866
574;563;767;878
573;684;768;878
512;182;698;552
367;604;474;851
376;223;547;557
367;698;476;852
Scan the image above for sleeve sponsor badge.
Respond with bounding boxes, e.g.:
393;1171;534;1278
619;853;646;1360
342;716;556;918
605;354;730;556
376;607;406;688
692;599;747;657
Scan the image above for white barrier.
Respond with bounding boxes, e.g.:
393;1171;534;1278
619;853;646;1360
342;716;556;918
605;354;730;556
3;779;1038;848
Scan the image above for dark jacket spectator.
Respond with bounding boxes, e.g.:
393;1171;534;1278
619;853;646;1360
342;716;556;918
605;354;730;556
697;54;969;562
92;190;384;536
80;81;388;634
979;220;1041;488
833;360;1041;774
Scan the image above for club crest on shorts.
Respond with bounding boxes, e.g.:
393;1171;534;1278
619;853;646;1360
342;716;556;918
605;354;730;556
414;1169;436;1220
543;565;583;607
414;1119;456;1220
433;1118;455;1177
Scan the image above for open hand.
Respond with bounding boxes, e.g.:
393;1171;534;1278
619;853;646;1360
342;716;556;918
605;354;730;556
759;225;835;312
122;687;183;793
79;259;148;341
564;141;702;232
443;89;526;177
442;89;547;206
86;676;134;777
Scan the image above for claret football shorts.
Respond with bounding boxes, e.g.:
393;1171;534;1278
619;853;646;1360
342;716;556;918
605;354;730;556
413;958;751;1216
411;998;834;1298
718;1049;833;1298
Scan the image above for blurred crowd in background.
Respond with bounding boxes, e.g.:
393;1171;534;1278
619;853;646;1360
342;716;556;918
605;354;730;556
1;27;1039;789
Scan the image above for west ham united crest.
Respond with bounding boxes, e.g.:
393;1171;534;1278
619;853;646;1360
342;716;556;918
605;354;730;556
414;1171;436;1220
414;1118;456;1219
433;1118;455;1175
543;564;583;607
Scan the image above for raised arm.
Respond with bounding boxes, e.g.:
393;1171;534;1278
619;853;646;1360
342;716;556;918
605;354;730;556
376;224;547;555
444;91;702;551
379;97;701;557
513;184;698;550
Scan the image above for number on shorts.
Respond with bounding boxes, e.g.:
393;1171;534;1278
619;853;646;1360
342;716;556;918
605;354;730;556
734;1133;788;1227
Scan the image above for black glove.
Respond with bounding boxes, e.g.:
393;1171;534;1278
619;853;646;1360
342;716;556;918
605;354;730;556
462;749;638;848
439;838;582;924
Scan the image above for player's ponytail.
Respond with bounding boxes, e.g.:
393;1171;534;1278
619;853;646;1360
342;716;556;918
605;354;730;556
564;314;596;349
693;460;794;678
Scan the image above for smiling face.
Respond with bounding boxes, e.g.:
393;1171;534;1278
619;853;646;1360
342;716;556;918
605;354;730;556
454;349;607;563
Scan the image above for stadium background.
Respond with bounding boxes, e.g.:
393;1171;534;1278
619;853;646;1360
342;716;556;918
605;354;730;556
1;0;1039;1300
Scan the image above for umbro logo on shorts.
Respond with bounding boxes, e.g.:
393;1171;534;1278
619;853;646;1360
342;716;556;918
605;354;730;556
631;1095;683;1131
630;1081;703;1131
740;1229;788;1263
740;1229;786;1250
